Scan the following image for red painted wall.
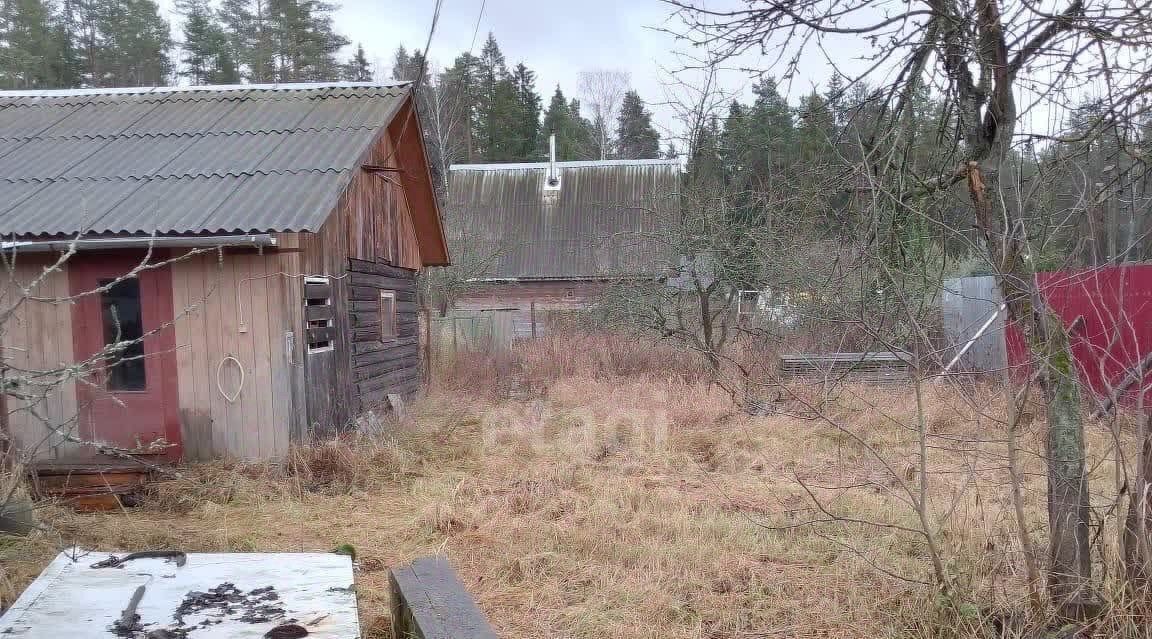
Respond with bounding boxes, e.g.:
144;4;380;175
1006;265;1152;407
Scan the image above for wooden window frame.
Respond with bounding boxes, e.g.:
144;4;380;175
379;290;397;342
304;276;335;353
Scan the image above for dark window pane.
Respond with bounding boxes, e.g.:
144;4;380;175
99;278;146;391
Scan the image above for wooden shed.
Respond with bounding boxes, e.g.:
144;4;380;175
446;156;680;334
0;82;449;462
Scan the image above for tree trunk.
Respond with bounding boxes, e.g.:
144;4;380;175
1039;309;1095;619
970;161;1095;619
1123;414;1152;608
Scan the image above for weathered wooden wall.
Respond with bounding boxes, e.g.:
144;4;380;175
170;250;298;460
0;258;80;460
348;259;420;410
3;97;436;459
284;104;428;437
454;280;612;338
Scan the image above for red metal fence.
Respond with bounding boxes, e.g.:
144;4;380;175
1005;264;1152;407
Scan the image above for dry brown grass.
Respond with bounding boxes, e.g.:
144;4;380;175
0;339;1143;638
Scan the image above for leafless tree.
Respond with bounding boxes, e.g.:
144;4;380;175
578;69;631;160
666;0;1152;620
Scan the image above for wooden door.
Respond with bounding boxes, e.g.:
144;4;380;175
69;254;181;457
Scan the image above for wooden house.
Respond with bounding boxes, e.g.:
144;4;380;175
0;83;449;462
446;153;680;334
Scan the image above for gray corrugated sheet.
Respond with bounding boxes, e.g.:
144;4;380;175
448;159;681;279
0;82;409;237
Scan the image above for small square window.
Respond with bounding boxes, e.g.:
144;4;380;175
379;290;397;341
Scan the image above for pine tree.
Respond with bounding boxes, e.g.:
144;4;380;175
177;0;237;84
76;0;172;87
0;0;74;88
615;90;660;159
341;42;371;81
219;0;274;81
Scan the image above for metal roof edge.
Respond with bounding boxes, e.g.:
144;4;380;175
449;158;681;172
0;81;412;98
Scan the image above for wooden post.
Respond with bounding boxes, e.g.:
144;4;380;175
530;301;537;339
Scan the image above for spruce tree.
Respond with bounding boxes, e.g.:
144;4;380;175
567;97;595;159
341;42;370;81
746;77;794;183
615;90;660;159
439;52;479;161
509;62;541;161
795;91;835;165
539;87;597;161
474;33;520;161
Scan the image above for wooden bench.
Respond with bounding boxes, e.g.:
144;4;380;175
779;351;913;383
389;557;498;639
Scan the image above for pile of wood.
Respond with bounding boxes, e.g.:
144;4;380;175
778;351;913;384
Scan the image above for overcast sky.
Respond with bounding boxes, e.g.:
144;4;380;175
325;0;869;147
334;0;725;144
155;0;1082;145
314;0;852;147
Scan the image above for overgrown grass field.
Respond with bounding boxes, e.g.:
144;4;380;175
0;334;1135;637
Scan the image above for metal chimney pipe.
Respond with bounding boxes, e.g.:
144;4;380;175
548;134;558;185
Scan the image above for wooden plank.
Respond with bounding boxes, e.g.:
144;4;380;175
305;305;334;321
353;323;416;342
330;272;354;428
245;253;273;460
351;302;417;324
353;356;420;382
353;344;419;368
350;286;416;302
220;253;244;457
264;257;289;458
188;254;214;460
283;251;309;443
352;335;419;354
358;367;421;395
172;258;201;460
348;258;417;279
348;271;417;289
389;557;497;639
304;282;332;300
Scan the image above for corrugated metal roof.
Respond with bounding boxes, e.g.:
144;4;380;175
0;83;409;237
448;159;680;279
